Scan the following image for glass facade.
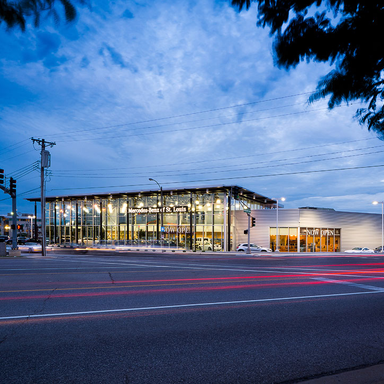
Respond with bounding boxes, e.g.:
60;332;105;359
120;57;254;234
270;227;341;252
43;187;272;251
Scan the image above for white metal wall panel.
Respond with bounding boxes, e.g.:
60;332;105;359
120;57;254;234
299;210;382;251
233;208;382;251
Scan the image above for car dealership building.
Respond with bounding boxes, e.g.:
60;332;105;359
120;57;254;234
27;185;383;252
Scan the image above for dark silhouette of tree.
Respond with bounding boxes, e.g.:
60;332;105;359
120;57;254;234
232;1;384;134
0;0;81;31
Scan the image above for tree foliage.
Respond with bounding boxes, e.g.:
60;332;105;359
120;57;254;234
0;0;80;31
232;1;384;134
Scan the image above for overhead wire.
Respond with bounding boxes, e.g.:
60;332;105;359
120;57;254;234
43;91;314;139
57;105;349;143
48;163;384;192
52;143;384;177
9;161;40;180
50;148;384;180
0;139;30;156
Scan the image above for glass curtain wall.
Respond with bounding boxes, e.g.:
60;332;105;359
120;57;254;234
45;190;247;251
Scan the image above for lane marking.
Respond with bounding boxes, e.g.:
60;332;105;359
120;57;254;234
313;277;384;292
4;257;384;284
1;290;383;321
3;259;384;281
1;277;305;294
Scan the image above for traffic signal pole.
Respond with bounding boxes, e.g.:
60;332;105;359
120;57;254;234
0;171;18;251
247;213;251;254
11;184;17;250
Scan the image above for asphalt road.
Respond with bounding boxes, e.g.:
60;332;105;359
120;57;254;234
1;251;384;383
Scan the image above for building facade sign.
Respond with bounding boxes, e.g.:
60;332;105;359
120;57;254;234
302;228;335;236
163;226;191;234
128;206;189;214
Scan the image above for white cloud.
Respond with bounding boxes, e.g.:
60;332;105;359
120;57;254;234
0;0;383;214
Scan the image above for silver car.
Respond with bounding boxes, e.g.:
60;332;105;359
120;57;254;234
236;243;272;253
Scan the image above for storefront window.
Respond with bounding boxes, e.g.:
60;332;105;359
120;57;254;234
279;227;289;252
300;228;306;252
335;229;341;252
270;227;276;252
289;227;298;252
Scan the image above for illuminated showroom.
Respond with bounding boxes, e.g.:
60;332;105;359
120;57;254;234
27;185;383;252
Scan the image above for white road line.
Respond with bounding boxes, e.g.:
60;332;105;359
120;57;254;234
5;258;384;280
313;277;384;291
1;290;383;321
61;258;384;278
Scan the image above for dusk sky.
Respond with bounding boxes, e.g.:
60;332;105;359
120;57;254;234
1;0;383;215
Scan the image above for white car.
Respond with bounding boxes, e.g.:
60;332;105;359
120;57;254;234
18;242;42;253
344;247;374;253
198;243;213;251
214;243;222;251
236;243;272;253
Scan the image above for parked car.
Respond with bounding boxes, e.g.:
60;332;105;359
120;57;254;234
18;242;42;253
236;243;272;253
374;246;384;253
344;247;374;253
0;235;9;243
17;236;30;245
198;243;213;251
214;243;222;251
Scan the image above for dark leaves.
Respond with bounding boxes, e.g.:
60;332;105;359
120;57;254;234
233;0;384;134
0;0;79;31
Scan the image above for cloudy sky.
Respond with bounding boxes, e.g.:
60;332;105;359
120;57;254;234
1;0;383;215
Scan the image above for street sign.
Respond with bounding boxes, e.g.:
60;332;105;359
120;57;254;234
161;226;165;232
244;208;251;214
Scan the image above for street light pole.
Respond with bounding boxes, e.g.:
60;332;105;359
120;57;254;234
275;197;285;252
149;178;163;245
28;215;35;239
373;201;383;252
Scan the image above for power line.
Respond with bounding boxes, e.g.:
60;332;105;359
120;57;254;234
10;161;40;179
50;148;384;180
53;140;382;176
0;139;30;156
44;91;314;138
49;163;384;192
48;101;304;139
57;105;346;143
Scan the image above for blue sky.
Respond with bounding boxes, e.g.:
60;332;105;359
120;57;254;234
1;0;383;215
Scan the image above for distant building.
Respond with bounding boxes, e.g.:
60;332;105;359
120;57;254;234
0;213;41;239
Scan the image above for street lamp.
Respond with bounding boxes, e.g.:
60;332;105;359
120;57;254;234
274;197;285;252
373;201;383;252
28;215;35;239
149;178;163;245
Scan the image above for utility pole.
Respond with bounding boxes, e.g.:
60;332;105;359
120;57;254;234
31;138;56;256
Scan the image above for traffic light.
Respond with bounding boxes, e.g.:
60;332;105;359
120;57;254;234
0;169;4;185
251;217;256;227
9;177;16;195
